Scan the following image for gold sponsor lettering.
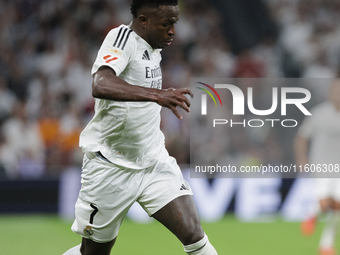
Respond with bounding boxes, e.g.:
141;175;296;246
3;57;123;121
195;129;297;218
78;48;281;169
110;48;122;55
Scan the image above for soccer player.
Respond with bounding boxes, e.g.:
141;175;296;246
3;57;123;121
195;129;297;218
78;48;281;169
63;1;218;255
295;79;340;255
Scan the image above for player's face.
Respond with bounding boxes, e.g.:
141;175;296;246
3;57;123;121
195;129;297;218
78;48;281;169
146;5;180;49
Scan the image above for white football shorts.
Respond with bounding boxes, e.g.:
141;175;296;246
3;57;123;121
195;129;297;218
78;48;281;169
315;178;340;202
71;149;193;243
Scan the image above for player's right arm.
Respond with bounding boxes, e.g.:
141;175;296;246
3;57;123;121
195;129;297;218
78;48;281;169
92;66;192;119
294;110;315;167
294;134;309;167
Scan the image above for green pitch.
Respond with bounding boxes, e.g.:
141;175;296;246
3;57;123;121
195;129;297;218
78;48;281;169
0;214;335;255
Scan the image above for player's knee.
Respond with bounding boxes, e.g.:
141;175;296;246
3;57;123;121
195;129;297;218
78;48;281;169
182;223;204;245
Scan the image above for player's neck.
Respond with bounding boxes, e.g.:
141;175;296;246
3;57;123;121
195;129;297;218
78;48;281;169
130;20;150;47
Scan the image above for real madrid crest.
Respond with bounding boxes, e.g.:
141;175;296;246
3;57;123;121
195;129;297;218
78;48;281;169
83;225;94;236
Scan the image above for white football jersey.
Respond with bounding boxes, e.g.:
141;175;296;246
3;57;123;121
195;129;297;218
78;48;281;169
298;102;340;165
79;24;166;169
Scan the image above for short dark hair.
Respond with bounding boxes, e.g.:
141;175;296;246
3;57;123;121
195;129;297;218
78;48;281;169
130;0;178;18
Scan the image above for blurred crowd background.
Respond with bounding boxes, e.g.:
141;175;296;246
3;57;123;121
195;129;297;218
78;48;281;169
0;0;339;180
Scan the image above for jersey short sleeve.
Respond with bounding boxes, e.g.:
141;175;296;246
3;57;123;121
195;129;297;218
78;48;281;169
91;25;134;76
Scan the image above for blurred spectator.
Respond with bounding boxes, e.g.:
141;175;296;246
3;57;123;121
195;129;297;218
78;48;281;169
233;49;265;78
1;100;45;179
58;101;83;166
0;127;16;179
37;95;62;175
0;76;16;123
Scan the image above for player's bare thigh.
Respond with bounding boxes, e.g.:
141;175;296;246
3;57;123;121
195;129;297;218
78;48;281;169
152;195;204;245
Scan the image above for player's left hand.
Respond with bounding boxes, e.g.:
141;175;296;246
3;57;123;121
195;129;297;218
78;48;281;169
156;88;193;119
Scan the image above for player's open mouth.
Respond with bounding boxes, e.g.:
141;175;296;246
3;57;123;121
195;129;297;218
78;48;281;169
165;39;173;45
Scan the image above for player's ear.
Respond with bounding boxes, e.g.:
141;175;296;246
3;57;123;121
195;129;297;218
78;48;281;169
138;15;148;29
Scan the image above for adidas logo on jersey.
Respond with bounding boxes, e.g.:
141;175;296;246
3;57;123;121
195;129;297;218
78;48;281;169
180;184;189;191
142;50;150;60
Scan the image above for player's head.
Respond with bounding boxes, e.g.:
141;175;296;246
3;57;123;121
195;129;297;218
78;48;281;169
130;0;178;18
130;0;179;49
329;79;340;109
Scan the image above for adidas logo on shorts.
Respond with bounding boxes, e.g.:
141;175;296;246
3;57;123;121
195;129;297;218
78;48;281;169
180;184;189;191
